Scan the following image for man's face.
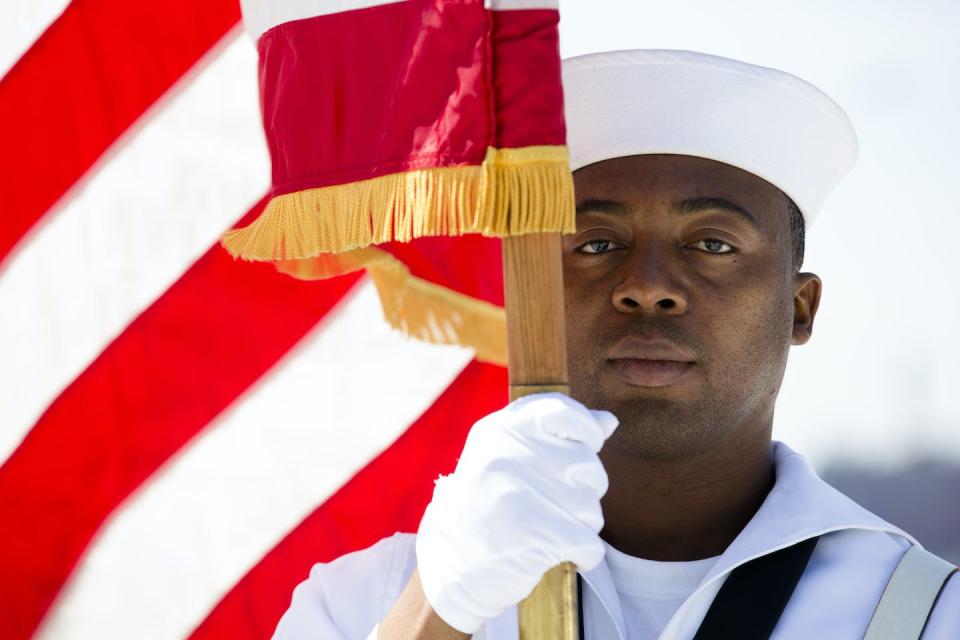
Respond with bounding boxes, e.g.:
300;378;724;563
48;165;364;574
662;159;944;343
564;154;820;459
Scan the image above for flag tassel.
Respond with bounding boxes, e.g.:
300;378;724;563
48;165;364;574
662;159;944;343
275;247;508;366
220;146;574;262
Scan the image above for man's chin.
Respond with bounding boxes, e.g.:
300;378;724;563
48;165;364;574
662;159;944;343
600;403;723;460
579;379;724;459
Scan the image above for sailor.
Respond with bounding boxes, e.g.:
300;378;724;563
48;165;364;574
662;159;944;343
273;50;960;639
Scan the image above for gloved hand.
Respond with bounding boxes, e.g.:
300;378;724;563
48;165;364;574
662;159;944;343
415;392;619;634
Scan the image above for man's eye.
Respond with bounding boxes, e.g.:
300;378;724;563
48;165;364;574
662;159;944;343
578;239;622;254
693;239;735;254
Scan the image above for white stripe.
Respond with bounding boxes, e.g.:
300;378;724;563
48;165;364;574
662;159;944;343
0;35;268;467
34;279;474;640
240;0;407;41
0;0;70;79
485;0;558;9
240;0;558;42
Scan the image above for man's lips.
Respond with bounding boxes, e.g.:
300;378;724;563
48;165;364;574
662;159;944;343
609;359;694;387
606;337;697;388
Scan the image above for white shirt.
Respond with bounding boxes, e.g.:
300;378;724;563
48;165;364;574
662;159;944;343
273;442;960;639
602;541;719;640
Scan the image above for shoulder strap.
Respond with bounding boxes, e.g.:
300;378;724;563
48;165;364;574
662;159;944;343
575;537;819;640
691;536;820;640
863;545;958;640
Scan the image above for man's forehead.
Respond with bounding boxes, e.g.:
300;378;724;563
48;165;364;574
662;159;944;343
572;155;785;228
575;195;761;228
573;155;780;203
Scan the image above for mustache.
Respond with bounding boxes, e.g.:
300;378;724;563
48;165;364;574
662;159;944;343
598;318;705;360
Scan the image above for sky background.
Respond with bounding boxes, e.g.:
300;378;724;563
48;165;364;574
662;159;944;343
2;0;958;472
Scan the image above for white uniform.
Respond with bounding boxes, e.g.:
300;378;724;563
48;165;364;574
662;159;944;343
272;442;958;639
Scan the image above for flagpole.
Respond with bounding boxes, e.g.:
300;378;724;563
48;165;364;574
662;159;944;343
502;233;579;640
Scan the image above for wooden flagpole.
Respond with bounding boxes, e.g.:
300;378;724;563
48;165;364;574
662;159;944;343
503;233;579;640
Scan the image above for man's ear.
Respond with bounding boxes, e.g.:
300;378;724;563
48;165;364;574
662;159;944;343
791;273;822;345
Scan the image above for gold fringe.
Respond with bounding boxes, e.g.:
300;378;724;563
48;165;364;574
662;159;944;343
276;248;508;366
473;146;576;238
220;145;575;261
221;145;571;364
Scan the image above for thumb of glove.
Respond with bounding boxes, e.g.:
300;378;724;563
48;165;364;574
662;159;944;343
590;409;619;441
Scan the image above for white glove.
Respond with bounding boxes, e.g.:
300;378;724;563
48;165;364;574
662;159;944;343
415;392;618;634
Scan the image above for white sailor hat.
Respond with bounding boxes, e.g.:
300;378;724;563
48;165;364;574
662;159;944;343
562;49;859;225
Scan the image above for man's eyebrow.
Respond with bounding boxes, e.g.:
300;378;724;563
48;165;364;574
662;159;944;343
575;199;627;216
675;197;760;227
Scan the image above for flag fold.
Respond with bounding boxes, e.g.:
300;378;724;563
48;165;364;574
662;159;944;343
219;0;572;363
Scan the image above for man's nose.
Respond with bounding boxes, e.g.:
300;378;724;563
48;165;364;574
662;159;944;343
611;248;688;315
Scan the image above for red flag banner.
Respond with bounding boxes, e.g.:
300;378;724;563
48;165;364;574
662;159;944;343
221;0;570;364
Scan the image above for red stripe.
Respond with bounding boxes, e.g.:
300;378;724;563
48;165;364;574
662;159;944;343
189;360;508;640
0;0;240;267
258;0;565;197
0;200;363;640
382;235;505;307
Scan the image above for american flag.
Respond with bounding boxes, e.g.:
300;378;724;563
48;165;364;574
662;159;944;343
0;2;512;638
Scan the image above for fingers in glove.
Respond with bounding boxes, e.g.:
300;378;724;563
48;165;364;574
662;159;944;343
506;393;618;452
